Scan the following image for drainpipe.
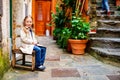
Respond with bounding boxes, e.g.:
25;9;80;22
9;0;12;60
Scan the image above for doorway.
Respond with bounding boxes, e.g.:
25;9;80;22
35;0;51;36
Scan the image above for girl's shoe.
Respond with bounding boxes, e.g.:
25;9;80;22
107;11;111;16
37;65;46;71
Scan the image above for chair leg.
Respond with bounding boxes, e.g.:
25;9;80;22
22;54;25;65
12;52;16;67
32;52;35;71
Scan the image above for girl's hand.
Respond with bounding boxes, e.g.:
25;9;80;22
36;44;43;46
32;42;37;45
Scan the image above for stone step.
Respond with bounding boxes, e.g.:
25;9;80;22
96;0;116;7
96;0;115;4
98;24;120;29
97;20;120;27
89;0;120;64
96;28;120;38
92;0;116;5
96;10;114;15
90;47;120;62
90;37;120;48
91;47;120;57
96;4;116;8
96;5;116;10
97;14;120;20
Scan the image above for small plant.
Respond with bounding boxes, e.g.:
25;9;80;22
70;15;90;39
56;27;71;48
117;6;120;11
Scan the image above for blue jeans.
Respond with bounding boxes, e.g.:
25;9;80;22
33;45;46;67
102;0;110;12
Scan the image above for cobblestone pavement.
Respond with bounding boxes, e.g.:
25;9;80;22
2;36;120;80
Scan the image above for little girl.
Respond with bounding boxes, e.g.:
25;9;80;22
20;16;46;71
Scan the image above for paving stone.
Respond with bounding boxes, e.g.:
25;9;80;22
89;75;109;80
46;55;60;61
14;72;38;80
83;66;114;75
42;77;82;80
51;68;80;77
45;61;60;68
107;75;120;80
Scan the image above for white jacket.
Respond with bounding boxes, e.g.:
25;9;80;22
20;27;37;54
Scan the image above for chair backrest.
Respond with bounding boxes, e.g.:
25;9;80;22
12;22;22;50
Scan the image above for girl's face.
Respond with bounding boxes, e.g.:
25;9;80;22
24;17;32;29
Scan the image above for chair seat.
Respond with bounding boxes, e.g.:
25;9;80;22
13;49;35;55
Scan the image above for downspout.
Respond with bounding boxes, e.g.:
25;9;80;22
9;0;12;60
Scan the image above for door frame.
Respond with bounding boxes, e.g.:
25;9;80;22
32;0;56;36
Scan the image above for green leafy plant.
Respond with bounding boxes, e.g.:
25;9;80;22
51;0;90;49
56;27;71;48
51;0;76;49
117;6;120;11
70;15;90;39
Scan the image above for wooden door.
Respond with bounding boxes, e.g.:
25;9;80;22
35;0;51;36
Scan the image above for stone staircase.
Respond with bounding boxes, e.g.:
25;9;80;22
87;0;120;65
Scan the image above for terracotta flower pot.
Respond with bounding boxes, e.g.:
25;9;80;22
67;41;72;52
68;39;88;55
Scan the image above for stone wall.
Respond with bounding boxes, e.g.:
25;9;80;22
0;16;2;47
12;0;25;25
1;0;10;53
0;0;10;79
12;0;32;25
89;0;97;29
0;0;2;47
0;0;3;16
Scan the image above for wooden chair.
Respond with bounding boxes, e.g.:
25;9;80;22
12;22;36;71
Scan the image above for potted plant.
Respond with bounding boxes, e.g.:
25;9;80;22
68;15;90;54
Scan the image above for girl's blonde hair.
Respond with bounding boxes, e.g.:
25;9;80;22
23;16;35;34
23;15;35;33
23;15;34;28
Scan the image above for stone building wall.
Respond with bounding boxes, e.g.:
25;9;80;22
0;0;10;79
0;0;3;48
12;0;25;25
1;0;10;53
89;0;97;29
12;0;32;25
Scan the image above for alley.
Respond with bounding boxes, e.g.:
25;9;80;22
2;36;120;80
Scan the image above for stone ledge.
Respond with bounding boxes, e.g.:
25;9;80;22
97;28;120;32
89;47;120;66
91;37;120;42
